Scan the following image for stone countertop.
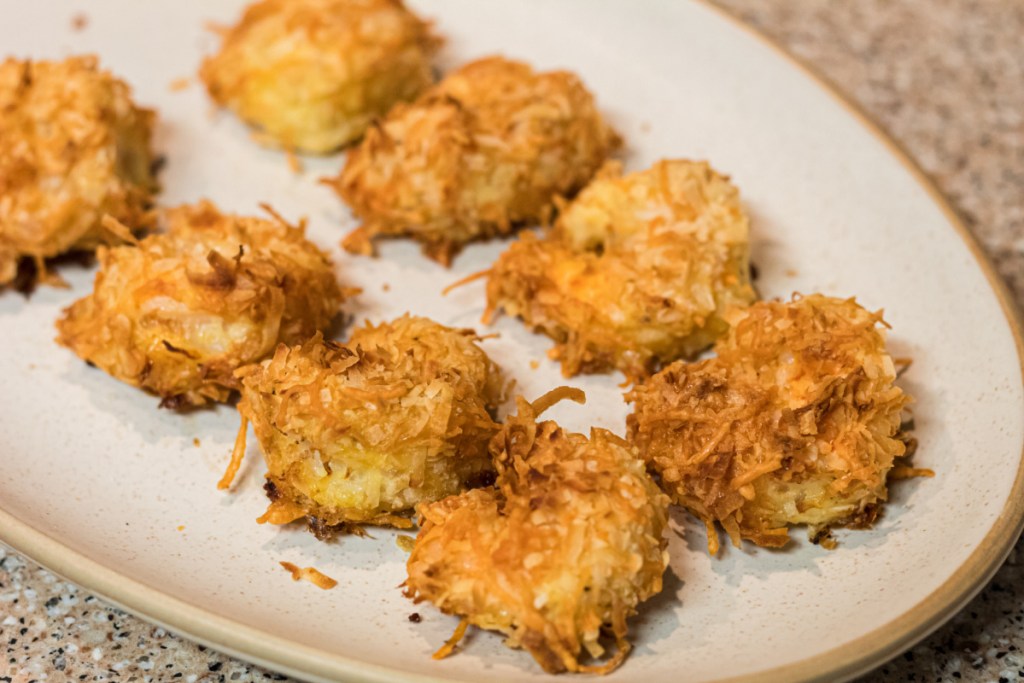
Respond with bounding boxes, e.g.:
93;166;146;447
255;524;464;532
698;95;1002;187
3;1;1023;682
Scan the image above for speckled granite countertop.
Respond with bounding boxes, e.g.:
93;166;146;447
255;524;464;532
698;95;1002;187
3;1;1023;682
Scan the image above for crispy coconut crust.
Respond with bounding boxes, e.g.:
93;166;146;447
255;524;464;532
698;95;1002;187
627;294;915;553
405;388;669;674
56;201;345;406
234;316;504;536
329;56;621;264
0;56;156;287
486;160;755;380
200;0;439;154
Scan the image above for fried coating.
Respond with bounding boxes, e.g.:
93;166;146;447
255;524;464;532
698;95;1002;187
405;388;669;674
329;56;621;265
627;294;914;552
234;316;504;535
200;0;439;154
56;201;344;406
0;56;156;287
486;160;755;380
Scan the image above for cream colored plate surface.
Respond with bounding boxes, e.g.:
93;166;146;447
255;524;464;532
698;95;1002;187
2;1;1022;682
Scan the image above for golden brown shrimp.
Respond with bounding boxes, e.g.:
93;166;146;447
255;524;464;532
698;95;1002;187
405;387;669;674
56;201;345;406
627;294;919;553
486;159;755;380
329;56;620;264
0;56;156;287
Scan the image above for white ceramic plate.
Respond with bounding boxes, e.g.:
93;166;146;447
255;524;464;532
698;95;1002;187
2;1;1022;682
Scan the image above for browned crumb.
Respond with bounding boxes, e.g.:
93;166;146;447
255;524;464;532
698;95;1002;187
71;13;88;31
56;201;347;408
203;20;230;37
0;56;156;287
486;159;754;379
169;77;191;92
432;618;469;660
406;387;669;674
193;437;201;447
200;0;439;154
279;561;338;589
218;416;250;490
382;282;391;292
176;525;185;532
529;359;540;370
889;466;935;480
285;148;303;174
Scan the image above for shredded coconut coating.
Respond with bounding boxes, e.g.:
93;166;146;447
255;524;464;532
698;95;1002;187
0;56;156;286
329;56;621;265
200;0;439;154
486;160;755;380
405;388;669;674
236;315;504;536
627;294;913;552
56;201;345;407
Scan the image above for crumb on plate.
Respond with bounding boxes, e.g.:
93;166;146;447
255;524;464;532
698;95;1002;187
279;561;338;589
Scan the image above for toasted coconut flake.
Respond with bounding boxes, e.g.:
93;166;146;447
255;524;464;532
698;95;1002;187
0;56;156;287
487;159;755;379
200;0;440;154
99;215;140;246
257;499;307;525
279;561;338;589
285;148;303;174
329;56;620;264
56;200;347;407
218;416;250;490
529;385;585;416
405;389;669;674
441;268;490;296
237;315;505;538
888;466;935;480
628;294;923;551
432;617;469;660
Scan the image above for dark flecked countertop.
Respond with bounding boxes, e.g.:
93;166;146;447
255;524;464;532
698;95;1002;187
3;1;1024;681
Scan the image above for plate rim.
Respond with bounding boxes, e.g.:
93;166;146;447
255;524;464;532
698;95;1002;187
700;1;1024;678
2;2;1023;682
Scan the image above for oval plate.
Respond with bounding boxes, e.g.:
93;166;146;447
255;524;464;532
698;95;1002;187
2;1;1022;682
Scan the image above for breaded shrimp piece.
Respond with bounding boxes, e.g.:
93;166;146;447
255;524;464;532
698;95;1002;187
627;294;918;553
200;0;439;154
405;388;669;674
328;56;621;265
486;160;755;380
0;56;156;287
56;201;345;407
232;316;504;536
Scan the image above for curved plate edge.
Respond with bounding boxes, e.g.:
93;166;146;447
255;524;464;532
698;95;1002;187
0;511;453;683
695;1;1024;681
